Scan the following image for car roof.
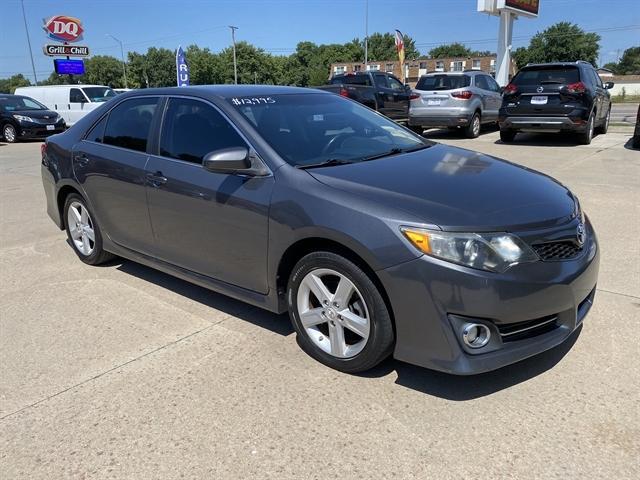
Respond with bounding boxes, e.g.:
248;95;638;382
121;84;327;99
522;61;590;69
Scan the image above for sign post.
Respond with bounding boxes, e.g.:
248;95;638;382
477;0;540;85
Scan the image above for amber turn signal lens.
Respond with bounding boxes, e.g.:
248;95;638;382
402;229;432;254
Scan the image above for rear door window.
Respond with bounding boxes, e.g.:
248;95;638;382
160;98;247;164
475;75;489;90
103;97;159;153
416;75;471;91
512;67;580;86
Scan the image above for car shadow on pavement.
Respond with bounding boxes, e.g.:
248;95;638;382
362;326;582;400
494;132;588;147
114;259;293;336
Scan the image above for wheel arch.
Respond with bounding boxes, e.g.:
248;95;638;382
57;184;83;229
275;237;396;327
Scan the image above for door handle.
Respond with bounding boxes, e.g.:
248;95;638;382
146;171;167;186
74;153;89;165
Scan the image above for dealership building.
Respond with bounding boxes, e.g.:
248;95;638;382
329;55;517;85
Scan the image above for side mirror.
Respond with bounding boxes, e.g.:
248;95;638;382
499;86;505;94
604;81;614;89
203;147;250;173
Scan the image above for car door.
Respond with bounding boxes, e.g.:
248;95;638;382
68;87;90;126
588;68;607;122
483;75;503;121
373;73;398;118
385;74;411;119
145;97;274;294
72;96;160;254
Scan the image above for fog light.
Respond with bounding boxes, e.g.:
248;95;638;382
462;323;491;349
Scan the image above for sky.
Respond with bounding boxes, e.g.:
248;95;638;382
1;0;639;82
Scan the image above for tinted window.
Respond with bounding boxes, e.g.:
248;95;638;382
0;95;47;112
229;93;426;167
103;97;158;152
333;75;371;86
486;76;501;92
82;87;116;103
86;115;108;143
588;68;603;88
475;75;489;90
512;67;580;86
387;75;405;90
69;88;87;103
160;98;246;164
374;74;389;88
416;75;471;91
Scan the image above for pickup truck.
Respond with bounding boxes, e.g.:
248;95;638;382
316;71;413;122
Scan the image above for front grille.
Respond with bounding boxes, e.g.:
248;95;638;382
497;315;559;342
532;241;583;261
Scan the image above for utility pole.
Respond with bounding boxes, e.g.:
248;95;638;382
229;25;238;84
21;0;38;83
364;0;368;69
106;34;128;88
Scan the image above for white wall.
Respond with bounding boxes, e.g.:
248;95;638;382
609;82;640;96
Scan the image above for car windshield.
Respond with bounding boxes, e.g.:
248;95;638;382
512;67;580;85
229;93;428;167
0;95;47;112
416;75;470;91
82;87;116;102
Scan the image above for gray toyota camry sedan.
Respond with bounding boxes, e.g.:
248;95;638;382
41;86;598;375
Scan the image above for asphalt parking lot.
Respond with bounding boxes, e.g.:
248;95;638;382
1;128;638;479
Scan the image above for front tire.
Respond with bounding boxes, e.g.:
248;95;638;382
287;252;394;373
465;112;481;138
63;194;114;265
2;123;17;143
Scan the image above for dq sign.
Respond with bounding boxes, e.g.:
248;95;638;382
43;16;84;43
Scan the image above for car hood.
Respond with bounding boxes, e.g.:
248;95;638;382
10;109;60;119
307;144;576;231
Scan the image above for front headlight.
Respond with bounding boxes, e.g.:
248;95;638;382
401;227;539;273
13;114;34;123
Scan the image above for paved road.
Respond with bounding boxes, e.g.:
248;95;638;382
611;103;639;124
1;130;639;479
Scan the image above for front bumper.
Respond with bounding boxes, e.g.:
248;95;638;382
378;225;599;375
18;120;65;139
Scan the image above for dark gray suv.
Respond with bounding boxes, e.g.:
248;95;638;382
41;86;599;375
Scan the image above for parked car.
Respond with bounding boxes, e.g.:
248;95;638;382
14;85;116;127
317;71;412;121
408;71;503;138
42;86;598;375
632;105;640;149
499;61;613;144
0;94;66;143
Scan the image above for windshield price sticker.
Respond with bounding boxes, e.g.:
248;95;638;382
231;97;276;106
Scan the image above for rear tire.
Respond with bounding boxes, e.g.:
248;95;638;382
500;129;517;143
63;193;115;265
408;125;424;136
578;112;595;145
596;108;610;135
287;251;394;373
465;112;481;138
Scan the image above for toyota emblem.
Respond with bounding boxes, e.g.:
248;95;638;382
536;86;544;93
576;223;586;246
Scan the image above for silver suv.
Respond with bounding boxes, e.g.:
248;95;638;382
408;71;502;138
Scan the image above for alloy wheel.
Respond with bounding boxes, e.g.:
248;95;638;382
296;268;370;358
472;115;481;137
67;201;95;256
3;124;16;143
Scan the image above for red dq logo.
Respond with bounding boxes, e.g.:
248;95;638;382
43;16;84;43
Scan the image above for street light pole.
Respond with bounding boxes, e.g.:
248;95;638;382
106;34;128;88
20;0;38;84
229;26;238;84
364;0;368;68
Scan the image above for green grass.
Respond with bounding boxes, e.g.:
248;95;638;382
610;95;640;104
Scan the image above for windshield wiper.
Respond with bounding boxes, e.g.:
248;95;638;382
297;158;354;170
360;144;431;162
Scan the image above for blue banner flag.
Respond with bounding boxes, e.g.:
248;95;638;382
176;46;190;87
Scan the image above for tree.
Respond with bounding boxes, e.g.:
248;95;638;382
79;55;125;87
616;46;640;75
37;73;67;86
602;62;619;74
512;22;600;69
366;32;419;61
0;74;31;93
127;48;175;88
428;43;473;58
